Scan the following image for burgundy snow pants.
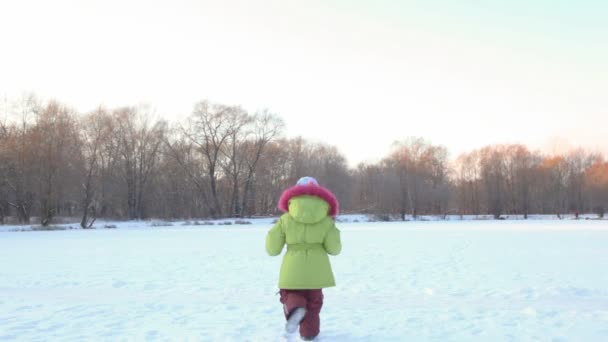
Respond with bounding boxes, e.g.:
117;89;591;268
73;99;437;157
279;289;324;337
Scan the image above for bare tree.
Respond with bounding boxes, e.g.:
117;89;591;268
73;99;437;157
253;140;290;215
565;149;600;214
31;101;82;225
586;159;608;217
421;144;450;215
315;144;352;210
454;151;481;215
479;146;507;219
352;162;390;214
539;155;568;216
154;137;204;219
164;126;211;217
239;110;284;217
392;139;421;219
0;95;7;137
79;107;113;228
182;101;240;217
219;106;251;216
0;105;8;224
503;145;538;218
113;107;167;220
284;137;312;183
5;94;39;224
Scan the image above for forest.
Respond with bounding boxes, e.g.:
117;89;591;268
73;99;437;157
1;95;607;227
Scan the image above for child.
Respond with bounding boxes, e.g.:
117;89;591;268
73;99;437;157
266;176;342;341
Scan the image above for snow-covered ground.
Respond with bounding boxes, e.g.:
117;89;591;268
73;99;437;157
1;219;608;341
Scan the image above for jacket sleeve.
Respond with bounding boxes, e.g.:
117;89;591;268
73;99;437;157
323;221;342;256
266;218;285;256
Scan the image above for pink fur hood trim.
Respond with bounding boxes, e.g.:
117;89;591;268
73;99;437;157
278;184;339;218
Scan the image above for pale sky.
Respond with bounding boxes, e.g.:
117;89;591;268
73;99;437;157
1;0;607;165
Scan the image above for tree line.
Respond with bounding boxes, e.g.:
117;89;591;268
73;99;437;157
353;140;607;220
1;95;607;226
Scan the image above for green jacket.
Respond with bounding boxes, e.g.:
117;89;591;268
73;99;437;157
266;195;342;289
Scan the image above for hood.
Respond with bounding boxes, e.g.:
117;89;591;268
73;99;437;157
278;183;339;218
287;195;329;224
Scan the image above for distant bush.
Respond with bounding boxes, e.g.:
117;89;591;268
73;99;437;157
593;206;605;218
104;224;117;229
31;225;68;231
369;214;392;222
182;220;217;226
51;217;80;224
472;215;493;220
219;221;233;225
234;220;252;225
197;221;215;225
150;221;174;227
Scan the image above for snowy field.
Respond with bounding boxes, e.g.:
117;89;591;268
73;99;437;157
1;218;608;341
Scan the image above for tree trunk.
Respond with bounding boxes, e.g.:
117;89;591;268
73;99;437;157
16;200;30;224
81;206;90;228
136;173;145;220
80;192;96;228
127;170;137;220
81;205;96;228
240;173;254;217
208;164;221;218
231;175;240;217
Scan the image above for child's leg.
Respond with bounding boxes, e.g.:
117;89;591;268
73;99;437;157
299;289;323;338
279;289;307;319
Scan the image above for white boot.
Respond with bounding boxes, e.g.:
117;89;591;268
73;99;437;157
285;307;307;333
